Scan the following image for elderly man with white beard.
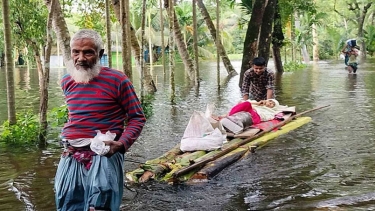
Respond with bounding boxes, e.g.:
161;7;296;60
54;29;146;211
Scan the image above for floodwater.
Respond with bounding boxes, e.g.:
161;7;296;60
0;58;375;211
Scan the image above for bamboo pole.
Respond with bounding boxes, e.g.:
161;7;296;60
161;151;207;182
190;117;311;181
125;144;182;183
166;139;247;183
172;105;330;178
191;147;249;180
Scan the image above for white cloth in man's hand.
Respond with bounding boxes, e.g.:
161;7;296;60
90;130;116;155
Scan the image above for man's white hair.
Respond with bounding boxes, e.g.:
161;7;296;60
70;29;103;52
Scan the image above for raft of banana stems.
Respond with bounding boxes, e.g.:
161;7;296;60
126;105;329;184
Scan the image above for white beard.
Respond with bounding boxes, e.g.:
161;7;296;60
66;60;101;84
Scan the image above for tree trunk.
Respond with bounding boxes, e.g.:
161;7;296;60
271;0;284;73
172;10;195;81
197;0;237;76
312;23;319;61
111;0;155;93
356;2;372;60
105;0;112;68
141;2;157;94
38;0;55;146
301;44;310;63
258;0;277;65
31;44;45;137
140;0;146;99
45;0;71;66
216;0;220;86
193;0;199;85
119;0;132;79
167;0;176;103
2;0;17;124
239;0;267;87
111;0;141;66
160;0;166;74
291;14;296;61
29;42;44;88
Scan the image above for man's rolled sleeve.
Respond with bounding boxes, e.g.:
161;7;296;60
241;70;251;96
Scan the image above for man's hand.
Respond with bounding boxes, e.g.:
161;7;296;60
103;140;125;157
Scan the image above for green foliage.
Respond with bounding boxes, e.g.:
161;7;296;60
174;2;194;26
283;61;307;72
279;0;317;25
0;111;40;146
49;105;69;127
141;94;155;119
238;0;253;16
9;0;49;66
365;25;375;56
72;1;106;37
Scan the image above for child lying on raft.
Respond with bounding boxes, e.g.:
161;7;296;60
213;99;282;125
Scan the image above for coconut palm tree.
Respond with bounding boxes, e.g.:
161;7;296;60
197;0;237;76
168;4;196;81
112;0;156;93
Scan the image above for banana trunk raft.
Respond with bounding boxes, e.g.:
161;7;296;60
126;106;329;184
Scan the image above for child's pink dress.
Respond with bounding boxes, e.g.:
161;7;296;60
228;101;261;124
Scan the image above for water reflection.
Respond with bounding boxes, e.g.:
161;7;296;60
346;74;357;98
0;67;66;123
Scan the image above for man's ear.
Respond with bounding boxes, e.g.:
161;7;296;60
99;49;104;59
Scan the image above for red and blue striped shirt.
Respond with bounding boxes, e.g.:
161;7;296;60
61;67;146;151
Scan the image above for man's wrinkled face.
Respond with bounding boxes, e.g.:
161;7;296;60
67;38;101;84
253;65;265;75
71;38;99;70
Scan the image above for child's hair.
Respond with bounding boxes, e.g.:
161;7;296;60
268;99;279;108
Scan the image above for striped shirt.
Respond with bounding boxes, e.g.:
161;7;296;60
241;67;275;101
61;67;146;151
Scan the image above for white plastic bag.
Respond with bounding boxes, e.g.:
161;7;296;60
90;130;116;155
182;111;214;138
180;110;226;152
180;128;224;152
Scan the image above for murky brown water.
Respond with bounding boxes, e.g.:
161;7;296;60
1;58;375;210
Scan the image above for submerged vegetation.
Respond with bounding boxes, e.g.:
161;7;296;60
283;61;307;72
0;111;40;146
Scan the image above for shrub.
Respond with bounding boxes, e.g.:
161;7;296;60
283;61;307;72
0;111;40;146
141;94;154;119
49;105;68;127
